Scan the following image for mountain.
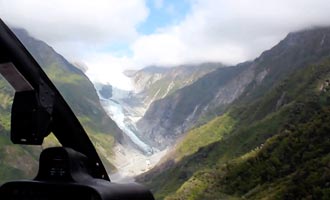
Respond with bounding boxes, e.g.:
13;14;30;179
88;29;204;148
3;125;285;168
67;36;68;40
88;63;222;178
137;27;330;150
117;64;219;150
136;63;251;149
124;63;222;119
137;27;330;199
13;28;123;141
95;63;221;153
127;63;221;99
0;28;123;183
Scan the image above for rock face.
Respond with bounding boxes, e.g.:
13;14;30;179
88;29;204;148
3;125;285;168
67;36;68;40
94;64;222;154
99;84;113;99
125;63;222;118
137;27;330;150
137;64;249;149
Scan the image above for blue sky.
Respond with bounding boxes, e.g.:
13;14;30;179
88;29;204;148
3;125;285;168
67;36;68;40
104;0;191;57
1;0;330;90
138;0;191;34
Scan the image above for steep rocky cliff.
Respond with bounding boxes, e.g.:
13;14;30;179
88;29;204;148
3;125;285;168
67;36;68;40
124;63;222;118
137;27;330;150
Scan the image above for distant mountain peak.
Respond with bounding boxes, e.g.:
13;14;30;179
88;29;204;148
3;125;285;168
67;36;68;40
141;66;170;73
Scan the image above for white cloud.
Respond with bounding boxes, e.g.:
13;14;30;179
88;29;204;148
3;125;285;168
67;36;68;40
131;31;186;66
130;0;330;66
84;53;134;90
0;0;148;60
2;0;330;89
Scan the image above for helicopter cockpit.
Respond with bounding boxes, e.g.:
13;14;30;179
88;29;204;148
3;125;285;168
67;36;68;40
0;19;154;200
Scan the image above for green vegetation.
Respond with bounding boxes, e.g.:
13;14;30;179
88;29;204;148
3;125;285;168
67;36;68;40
89;132;116;171
40;50;120;172
221;107;330;199
174;114;235;162
0;134;39;184
0;164;25;183
45;63;85;85
141;45;330;199
0;88;42;183
0;29;121;183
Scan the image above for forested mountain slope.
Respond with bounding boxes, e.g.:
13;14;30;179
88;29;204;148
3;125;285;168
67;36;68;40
137;27;330;151
0;28;122;183
138;27;330;200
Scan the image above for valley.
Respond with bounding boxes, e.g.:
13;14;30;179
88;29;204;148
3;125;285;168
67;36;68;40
94;83;165;181
136;27;330;199
90;64;220;180
90;26;330;199
1;23;330;200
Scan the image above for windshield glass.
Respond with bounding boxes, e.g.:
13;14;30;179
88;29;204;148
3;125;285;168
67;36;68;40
0;71;40;183
12;28;118;174
0;22;118;184
2;1;330;199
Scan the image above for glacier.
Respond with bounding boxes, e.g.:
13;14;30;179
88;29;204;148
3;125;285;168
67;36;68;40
94;83;154;155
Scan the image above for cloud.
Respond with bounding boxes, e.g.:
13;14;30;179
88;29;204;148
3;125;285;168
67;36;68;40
0;0;148;60
1;0;330;89
130;0;330;66
84;53;134;90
